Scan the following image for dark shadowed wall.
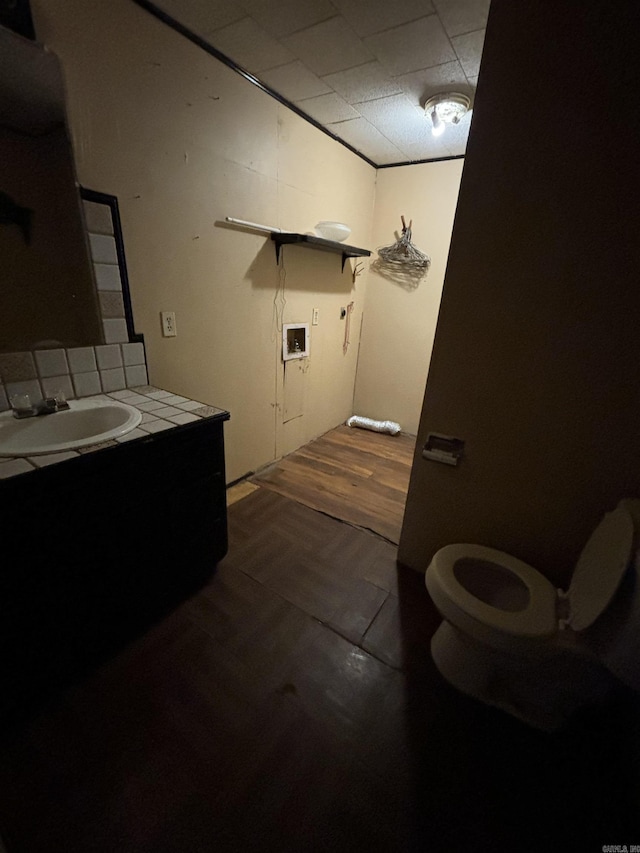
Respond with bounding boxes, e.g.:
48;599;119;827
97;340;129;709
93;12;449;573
399;1;640;586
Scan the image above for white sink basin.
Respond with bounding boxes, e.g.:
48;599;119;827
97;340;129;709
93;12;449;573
0;399;142;456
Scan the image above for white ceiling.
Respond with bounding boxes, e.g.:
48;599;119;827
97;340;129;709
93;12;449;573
144;0;490;166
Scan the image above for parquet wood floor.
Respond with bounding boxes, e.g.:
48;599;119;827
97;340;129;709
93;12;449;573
251;425;416;543
0;490;637;852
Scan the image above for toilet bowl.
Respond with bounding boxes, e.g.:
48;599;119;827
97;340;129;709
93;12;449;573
425;500;640;730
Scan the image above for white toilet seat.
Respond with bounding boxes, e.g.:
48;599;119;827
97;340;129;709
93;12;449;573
424;502;639;729
426;543;558;646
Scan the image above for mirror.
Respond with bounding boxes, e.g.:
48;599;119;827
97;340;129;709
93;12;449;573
0;24;103;353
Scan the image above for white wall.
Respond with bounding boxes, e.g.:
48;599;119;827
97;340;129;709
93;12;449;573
353;160;463;436
32;0;376;483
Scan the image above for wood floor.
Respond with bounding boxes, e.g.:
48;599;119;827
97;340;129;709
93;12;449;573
0;441;639;851
251;425;415;543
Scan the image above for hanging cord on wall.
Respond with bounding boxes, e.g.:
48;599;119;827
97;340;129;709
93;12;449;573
343;301;354;355
272;251;287;458
272;250;287;336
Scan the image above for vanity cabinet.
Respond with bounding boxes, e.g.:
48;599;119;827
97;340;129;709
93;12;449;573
0;413;229;727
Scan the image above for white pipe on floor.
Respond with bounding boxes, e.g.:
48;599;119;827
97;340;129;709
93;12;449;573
347;415;401;436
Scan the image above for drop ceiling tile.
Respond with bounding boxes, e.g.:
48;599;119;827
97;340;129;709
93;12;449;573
321;61;402;104
353;93;431;151
443;125;471;156
400;109;471;158
296;92;359;124
331;0;435;39
394;114;465;160
396;133;455;161
151;0;481;165
207;16;295;72
282;17;374;77
364;15;457;77
451;28;485;77
155;0;247;34
433;0;491;38
239;0;337;38
409;103;473;158
393;59;471;107
353;92;423;126
438;109;473;156
261;61;332;101
328;117;405;164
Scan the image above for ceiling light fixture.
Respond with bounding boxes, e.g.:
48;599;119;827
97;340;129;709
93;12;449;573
424;93;471;137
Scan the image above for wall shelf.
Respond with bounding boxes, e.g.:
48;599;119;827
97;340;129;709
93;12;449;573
271;232;371;271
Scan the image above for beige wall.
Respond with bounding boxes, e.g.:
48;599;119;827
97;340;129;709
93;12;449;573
353;160;462;435
32;0;375;483
399;1;640;586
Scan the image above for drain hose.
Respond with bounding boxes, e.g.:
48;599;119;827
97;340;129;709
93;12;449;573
347;415;401;435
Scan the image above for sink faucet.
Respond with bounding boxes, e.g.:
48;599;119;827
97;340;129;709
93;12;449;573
10;393;70;419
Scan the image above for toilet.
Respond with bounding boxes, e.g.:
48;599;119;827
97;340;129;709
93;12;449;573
425;499;640;731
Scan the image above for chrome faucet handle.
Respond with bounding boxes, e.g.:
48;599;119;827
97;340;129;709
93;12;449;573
53;390;70;410
36;397;58;415
10;393;35;419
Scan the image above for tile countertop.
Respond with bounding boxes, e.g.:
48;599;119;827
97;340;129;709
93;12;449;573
0;385;229;481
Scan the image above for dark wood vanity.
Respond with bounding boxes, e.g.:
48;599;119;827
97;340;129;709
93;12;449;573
0;25;232;729
0;411;229;727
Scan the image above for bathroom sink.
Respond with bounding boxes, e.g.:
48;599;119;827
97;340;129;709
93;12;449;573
0;399;142;456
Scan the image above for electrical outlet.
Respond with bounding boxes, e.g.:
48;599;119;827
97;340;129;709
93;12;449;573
312;307;319;326
161;311;177;337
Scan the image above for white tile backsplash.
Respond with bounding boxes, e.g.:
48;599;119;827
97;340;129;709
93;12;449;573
94;263;123;292
122;342;145;366
89;233;118;264
124;365;148;387
100;367;126;393
35;349;69;378
41;375;74;401
83;201;114;235
102;319;129;344
73;371;102;398
67;347;97;373
95;344;123;370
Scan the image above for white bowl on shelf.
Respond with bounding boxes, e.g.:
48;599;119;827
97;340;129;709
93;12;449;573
314;221;351;242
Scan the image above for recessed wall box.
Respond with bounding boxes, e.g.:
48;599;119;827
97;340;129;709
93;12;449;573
422;433;465;466
283;323;309;361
